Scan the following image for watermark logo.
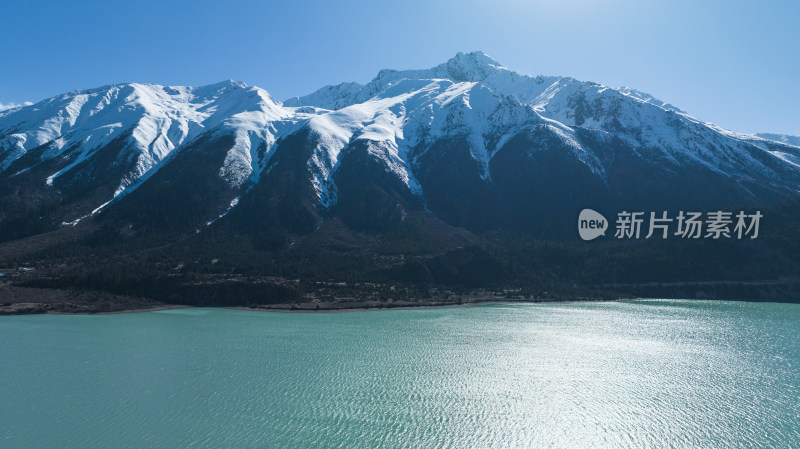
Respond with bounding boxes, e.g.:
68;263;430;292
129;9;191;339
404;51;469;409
579;209;762;241
578;209;608;241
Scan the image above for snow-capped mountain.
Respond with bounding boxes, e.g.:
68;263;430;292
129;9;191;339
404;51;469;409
0;80;292;196
1;52;799;241
0;80;305;237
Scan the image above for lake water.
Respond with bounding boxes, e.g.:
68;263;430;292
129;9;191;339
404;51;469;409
1;300;799;448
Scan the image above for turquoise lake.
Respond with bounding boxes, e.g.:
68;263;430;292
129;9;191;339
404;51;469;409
1;300;799;448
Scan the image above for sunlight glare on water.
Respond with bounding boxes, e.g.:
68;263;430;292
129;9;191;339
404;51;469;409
1;300;799;448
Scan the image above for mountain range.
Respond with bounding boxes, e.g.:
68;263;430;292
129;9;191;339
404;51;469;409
1;52;799;308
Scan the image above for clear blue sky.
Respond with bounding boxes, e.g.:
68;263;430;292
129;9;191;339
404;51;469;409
1;0;797;135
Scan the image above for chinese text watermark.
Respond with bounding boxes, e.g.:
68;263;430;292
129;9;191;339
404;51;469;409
579;209;762;241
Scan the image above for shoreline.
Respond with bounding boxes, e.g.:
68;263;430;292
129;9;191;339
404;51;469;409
0;295;617;316
4;296;798;317
0;283;619;316
0;302;191;316
50;304;192;315
4;281;800;317
225;296;630;314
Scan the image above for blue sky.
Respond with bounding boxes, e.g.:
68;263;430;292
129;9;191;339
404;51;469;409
1;0;797;134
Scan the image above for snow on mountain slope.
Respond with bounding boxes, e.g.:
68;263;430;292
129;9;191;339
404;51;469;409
297;75;551;207
2;81;218;172
284;82;365;111
204;85;294;186
1;51;798;238
746;133;800;169
290;51;799;190
300;79;456;206
0;80;296;214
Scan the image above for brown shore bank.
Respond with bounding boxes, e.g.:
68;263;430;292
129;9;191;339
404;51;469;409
0;282;611;316
3;270;799;316
0;285;184;315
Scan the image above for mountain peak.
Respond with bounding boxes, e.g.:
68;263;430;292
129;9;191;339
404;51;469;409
192;79;248;95
3;56;800;259
434;51;506;82
448;51;503;69
371;51;507;85
202;79;248;89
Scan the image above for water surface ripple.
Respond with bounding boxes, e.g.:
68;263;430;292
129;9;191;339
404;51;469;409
1;300;799;448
